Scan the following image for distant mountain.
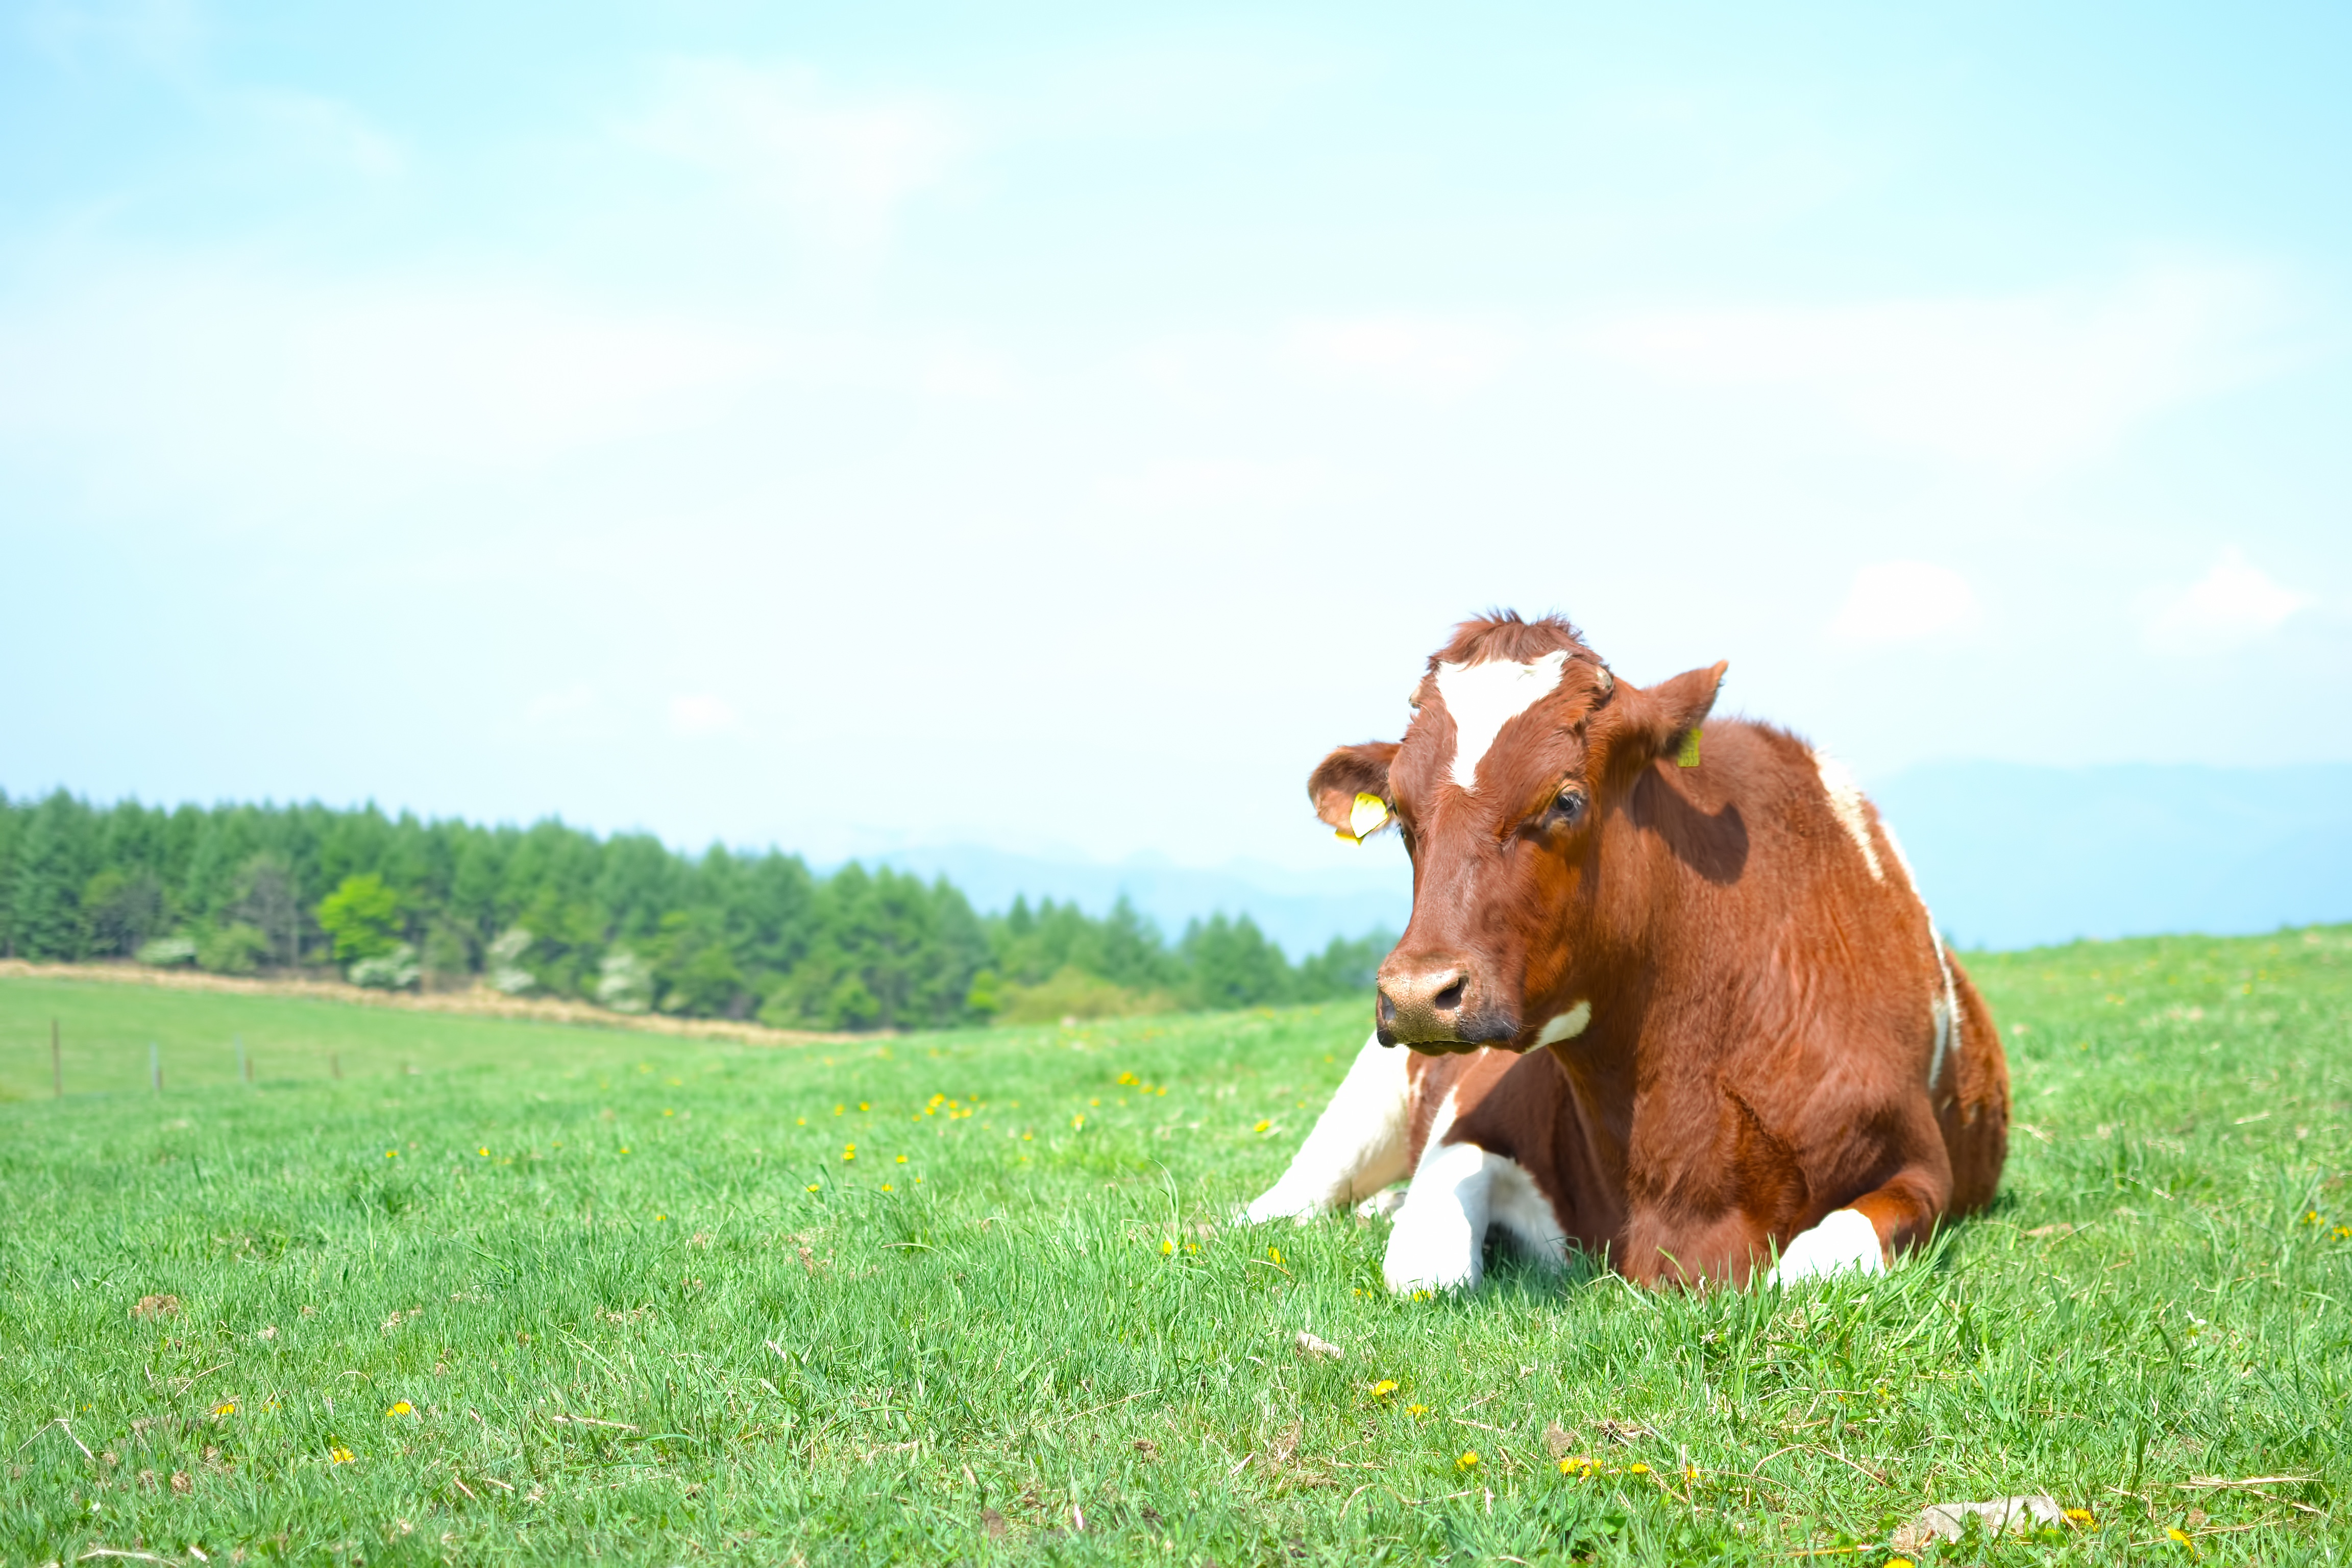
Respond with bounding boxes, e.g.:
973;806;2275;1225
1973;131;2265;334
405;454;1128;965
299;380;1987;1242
864;764;2351;960
862;844;1411;960
1872;762;2352;951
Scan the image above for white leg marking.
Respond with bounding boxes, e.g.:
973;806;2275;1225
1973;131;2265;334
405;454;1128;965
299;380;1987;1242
1768;1208;1886;1286
1354;1187;1409;1220
1534;1000;1591;1046
1435;651;1570;791
1485;1156;1569;1268
1813;752;1885;882
1242;1034;1412;1224
1384;1116;1493;1294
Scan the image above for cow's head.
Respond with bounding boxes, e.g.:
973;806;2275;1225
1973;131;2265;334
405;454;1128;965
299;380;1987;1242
1310;612;1725;1052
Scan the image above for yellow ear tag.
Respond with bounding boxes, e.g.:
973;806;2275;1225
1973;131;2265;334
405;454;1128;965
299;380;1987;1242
1350;793;1390;839
1676;729;1702;769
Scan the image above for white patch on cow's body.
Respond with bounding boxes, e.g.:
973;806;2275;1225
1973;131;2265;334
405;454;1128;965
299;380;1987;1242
1881;820;1962;1104
1813;752;1885;882
1435;651;1570;791
1242;1034;1413;1224
1534;1000;1592;1046
1485;1158;1569;1265
1381;1090;1566;1293
1768;1207;1886;1285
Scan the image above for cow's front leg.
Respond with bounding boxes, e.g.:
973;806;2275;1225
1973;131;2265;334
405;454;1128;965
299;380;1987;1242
1242;1035;1412;1224
1382;1136;1496;1294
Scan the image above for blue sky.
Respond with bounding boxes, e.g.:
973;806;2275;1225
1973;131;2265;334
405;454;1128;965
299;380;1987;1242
3;2;2347;876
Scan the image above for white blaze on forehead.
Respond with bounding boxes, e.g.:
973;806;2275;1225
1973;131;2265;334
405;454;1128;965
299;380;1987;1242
1813;752;1885;882
1434;651;1570;791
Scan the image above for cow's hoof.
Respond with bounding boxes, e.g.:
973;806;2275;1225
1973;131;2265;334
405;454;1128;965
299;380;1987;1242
1238;1189;1324;1226
1382;1227;1482;1296
1768;1208;1888;1286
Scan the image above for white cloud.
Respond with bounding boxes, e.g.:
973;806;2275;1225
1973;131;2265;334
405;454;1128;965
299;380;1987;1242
625;60;961;252
1095;457;1338;517
0;266;769;495
1585;264;2278;469
2143;549;2313;648
242;90;406;178
1283;315;1520;401
1828;561;1983;645
669;694;738;736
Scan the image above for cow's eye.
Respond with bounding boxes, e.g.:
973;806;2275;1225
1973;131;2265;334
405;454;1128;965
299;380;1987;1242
1551;787;1587;826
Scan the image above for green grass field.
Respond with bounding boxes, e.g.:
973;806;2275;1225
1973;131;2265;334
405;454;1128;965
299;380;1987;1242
3;929;2347;1565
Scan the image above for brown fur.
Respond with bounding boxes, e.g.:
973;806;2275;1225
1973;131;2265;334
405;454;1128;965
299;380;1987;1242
1316;612;2008;1285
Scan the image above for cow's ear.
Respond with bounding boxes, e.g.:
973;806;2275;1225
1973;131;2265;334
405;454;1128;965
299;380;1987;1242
1308;742;1400;837
1612;661;1728;771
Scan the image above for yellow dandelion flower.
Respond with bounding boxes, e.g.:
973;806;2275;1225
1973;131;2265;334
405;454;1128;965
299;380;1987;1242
1072;1113;1085;1130
1406;1404;1428;1416
1458;1451;1480;1469
385;1401;412;1416
1886;1560;1914;1568
384;1149;398;1158
2064;1508;2096;1530
1370;1380;1398;1397
211;1401;236;1417
663;1109;674;1117
1682;1464;1701;1480
478;1147;488;1157
897;1154;908;1163
2336;1226;2351;1240
881;1183;894;1192
859;1102;869;1111
1559;1456;1597;1478
1268;1246;1284;1265
1118;1072;1138;1085
619;1147;630;1154
1252;1119;1271;1133
1161;1239;1174;1255
2304;1210;2320;1226
797;1117;806;1125
655;1214;666;1221
2168;1526;2198;1554
805;1183;820;1193
330;1445;356;1464
1626;1462;1651;1475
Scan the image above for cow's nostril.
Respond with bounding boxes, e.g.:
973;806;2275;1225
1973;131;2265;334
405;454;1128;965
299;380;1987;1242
1434;977;1465;1012
1377;992;1396;1025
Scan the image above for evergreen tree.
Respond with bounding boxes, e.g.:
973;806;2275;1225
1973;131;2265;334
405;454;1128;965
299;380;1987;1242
0;787;1387;1026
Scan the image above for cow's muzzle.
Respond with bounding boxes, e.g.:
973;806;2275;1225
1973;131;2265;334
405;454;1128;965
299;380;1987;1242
1375;958;1518;1052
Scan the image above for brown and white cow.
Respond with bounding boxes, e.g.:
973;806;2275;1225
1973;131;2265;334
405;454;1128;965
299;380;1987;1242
1244;612;2007;1291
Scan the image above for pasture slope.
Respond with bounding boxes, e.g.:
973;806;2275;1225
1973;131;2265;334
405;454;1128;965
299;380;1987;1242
0;928;2346;1565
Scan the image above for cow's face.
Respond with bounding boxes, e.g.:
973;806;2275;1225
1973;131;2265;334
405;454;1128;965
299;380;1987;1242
1309;616;1724;1052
